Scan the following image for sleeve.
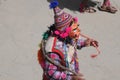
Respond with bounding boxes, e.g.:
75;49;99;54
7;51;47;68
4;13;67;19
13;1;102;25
45;53;72;80
77;38;86;49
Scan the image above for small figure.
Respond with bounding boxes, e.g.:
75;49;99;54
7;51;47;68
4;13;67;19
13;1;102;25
38;1;100;80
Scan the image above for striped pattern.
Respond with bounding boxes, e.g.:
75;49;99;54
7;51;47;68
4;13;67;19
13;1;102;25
53;6;73;31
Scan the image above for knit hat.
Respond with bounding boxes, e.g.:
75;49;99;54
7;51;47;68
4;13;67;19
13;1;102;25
50;0;73;31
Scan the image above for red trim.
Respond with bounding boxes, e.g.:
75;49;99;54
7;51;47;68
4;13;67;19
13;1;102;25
52;37;65;66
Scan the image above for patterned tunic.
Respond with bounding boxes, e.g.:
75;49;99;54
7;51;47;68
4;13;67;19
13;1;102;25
41;37;85;80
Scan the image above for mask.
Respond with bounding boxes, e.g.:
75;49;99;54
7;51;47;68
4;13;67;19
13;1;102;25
69;18;81;40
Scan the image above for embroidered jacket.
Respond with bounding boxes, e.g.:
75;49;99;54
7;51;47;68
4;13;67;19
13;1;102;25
40;36;85;80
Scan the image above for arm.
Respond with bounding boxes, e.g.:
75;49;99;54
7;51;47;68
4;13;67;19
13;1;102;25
77;36;100;58
77;38;86;49
77;34;99;49
77;33;92;49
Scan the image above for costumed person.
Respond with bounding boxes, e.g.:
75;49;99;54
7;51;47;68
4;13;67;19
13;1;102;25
38;1;100;80
79;0;117;13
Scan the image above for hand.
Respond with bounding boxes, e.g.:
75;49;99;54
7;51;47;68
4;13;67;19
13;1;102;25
85;39;99;47
90;40;100;58
71;73;85;80
90;40;99;47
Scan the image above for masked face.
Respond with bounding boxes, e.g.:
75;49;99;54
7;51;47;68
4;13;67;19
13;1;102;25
69;20;80;40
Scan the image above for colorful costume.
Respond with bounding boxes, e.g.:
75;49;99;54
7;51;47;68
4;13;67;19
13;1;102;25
38;1;99;80
39;36;85;80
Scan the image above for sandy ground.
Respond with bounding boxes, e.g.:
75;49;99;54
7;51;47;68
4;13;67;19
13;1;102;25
0;0;120;80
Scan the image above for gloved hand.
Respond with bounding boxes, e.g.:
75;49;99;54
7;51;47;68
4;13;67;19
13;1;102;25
85;39;99;47
90;40;99;47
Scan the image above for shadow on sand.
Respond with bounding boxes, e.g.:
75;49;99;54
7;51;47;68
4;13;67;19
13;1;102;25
47;0;100;12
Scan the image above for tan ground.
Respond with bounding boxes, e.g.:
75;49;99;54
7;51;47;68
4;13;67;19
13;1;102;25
0;0;120;80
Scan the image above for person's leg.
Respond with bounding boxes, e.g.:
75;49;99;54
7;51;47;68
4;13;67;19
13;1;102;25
98;0;117;13
102;0;111;6
80;0;89;12
80;0;96;13
104;0;117;11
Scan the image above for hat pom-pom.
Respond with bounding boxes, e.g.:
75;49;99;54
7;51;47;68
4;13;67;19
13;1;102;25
49;0;59;9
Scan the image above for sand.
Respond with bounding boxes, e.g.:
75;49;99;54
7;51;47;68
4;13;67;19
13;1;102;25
0;0;120;80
